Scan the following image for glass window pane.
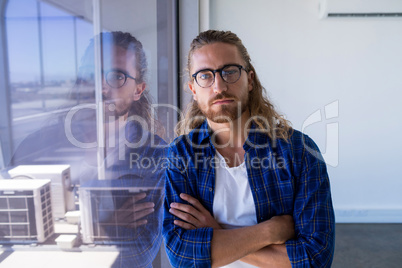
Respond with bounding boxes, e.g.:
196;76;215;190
1;0;177;267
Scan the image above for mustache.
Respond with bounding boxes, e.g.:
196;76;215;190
208;92;237;105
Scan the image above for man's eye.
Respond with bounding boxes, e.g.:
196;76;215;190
109;73;125;81
198;72;212;80
222;69;238;76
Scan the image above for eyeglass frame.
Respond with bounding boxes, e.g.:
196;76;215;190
104;69;138;88
191;64;247;88
77;67;138;88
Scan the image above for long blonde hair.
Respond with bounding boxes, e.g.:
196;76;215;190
176;30;292;141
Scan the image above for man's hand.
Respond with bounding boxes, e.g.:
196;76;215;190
112;192;155;228
169;193;222;230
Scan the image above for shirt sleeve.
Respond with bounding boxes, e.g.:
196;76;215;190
285;134;336;267
111;192;163;268
162;145;213;268
105;141;166;268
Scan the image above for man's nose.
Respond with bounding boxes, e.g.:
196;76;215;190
213;73;227;93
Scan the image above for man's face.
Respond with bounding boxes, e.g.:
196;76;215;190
189;42;253;123
102;45;145;120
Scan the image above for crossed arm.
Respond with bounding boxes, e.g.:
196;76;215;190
169;193;294;268
163;134;335;267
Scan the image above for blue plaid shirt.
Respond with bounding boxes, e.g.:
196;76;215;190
102;121;167;268
163;120;335;267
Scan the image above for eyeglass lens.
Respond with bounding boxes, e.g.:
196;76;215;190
195;65;242;88
106;70;127;88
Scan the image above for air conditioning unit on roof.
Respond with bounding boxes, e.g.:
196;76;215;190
319;0;402;18
8;165;75;219
79;179;162;244
0;179;54;243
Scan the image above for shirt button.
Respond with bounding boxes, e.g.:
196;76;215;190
209;188;212;192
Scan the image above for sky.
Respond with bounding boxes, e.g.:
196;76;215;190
6;0;93;83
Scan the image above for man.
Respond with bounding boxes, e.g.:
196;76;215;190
75;31;165;179
162;30;335;267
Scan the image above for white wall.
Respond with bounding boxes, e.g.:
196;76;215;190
208;0;402;222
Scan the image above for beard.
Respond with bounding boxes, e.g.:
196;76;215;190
103;99;130;121
198;91;249;123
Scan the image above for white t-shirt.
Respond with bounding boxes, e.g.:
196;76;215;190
213;151;258;268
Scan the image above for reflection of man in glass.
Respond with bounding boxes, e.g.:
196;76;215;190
12;31;166;268
75;31;166;268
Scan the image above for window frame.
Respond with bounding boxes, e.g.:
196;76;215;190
0;0;12;169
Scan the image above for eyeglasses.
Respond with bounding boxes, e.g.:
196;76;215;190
77;67;137;88
104;70;137;88
192;64;247;88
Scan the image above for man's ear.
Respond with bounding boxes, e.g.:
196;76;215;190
188;82;197;101
133;82;146;101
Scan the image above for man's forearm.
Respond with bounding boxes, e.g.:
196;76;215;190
211;216;293;268
211;224;271;268
240;244;291;268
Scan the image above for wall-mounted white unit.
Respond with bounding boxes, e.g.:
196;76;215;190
8;165;75;219
0;179;54;243
319;0;402;18
79;179;162;244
